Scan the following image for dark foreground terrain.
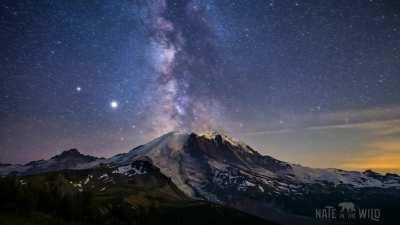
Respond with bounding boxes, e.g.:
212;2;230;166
0;165;277;225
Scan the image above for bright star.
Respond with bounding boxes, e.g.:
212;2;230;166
76;86;82;92
110;100;118;109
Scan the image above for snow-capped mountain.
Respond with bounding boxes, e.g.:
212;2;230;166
106;131;400;224
1;131;400;224
108;131;400;196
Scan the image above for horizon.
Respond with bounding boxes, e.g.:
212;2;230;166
2;130;398;175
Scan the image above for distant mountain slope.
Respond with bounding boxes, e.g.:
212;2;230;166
0;149;105;176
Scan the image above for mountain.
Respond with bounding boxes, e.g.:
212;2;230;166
106;131;400;224
0;149;104;176
1;131;400;225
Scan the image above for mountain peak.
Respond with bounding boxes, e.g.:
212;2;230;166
148;130;259;158
62;148;80;155
52;149;81;159
195;130;257;155
50;149;99;162
155;130;238;143
198;130;229;137
363;169;380;176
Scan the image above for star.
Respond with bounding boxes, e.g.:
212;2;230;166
76;86;82;92
110;101;119;109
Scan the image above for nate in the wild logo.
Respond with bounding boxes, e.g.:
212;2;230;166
315;202;381;221
338;202;356;219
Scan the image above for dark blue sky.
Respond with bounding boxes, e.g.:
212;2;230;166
1;0;400;172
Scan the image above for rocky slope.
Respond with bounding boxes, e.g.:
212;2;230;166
0;157;276;225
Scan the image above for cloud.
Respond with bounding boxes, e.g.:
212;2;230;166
306;119;400;136
244;106;400;136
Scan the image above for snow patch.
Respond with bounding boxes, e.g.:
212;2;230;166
99;173;109;179
112;164;148;176
84;175;93;185
18;179;26;185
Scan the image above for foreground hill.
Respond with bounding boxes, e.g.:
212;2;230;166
0;159;276;225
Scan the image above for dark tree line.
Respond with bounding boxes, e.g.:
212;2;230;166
0;176;273;225
0;176;101;224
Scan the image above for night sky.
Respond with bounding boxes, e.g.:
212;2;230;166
1;0;400;173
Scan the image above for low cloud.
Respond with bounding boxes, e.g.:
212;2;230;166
244;106;400;136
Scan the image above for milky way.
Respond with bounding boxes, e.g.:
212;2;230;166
1;0;400;172
139;0;225;136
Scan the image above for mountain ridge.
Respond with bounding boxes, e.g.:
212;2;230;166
0;131;397;176
1;131;398;179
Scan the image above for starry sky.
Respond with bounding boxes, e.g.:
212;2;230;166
1;0;400;173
